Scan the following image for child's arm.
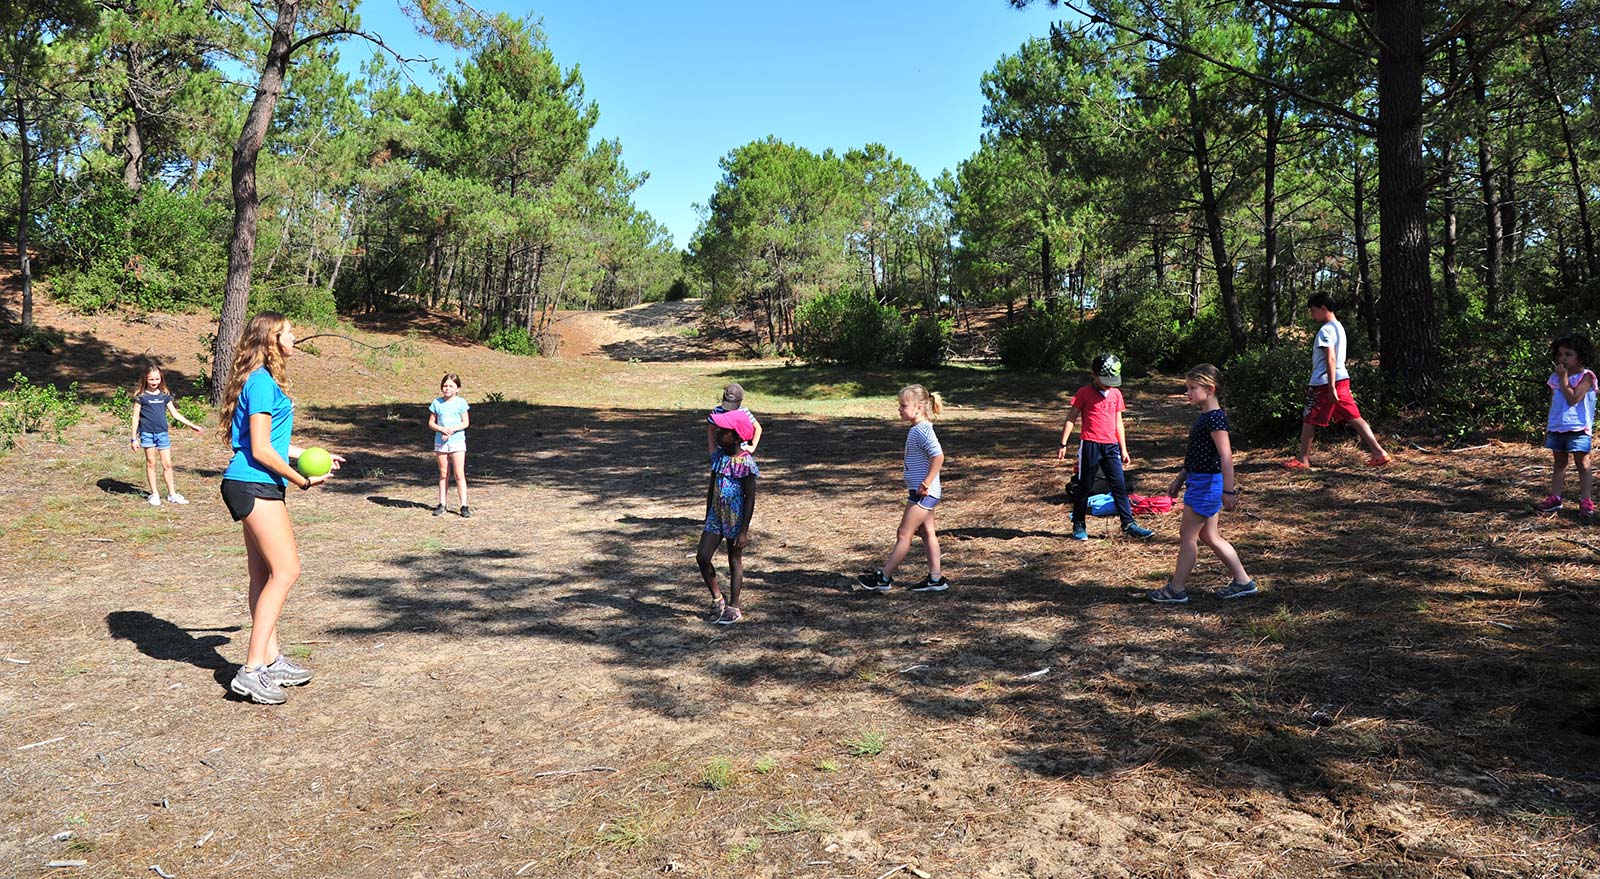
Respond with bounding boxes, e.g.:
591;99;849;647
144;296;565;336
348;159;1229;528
1558;370;1594;404
458;410;470;431
918;453;945;496
735;473;757;548
1167;469;1187;498
1056;405;1081;460
129;402;140;449
428;413;448;437
166;401;204;433
706;422;717;454
1323;345;1338;386
1214;429;1239;511
1116;411;1130;465
251;415;315;489
748;416;762;453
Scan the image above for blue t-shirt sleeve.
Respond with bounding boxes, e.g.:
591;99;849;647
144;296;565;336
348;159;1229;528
1209;409;1231;434
429;398;442;417
920;425;943;458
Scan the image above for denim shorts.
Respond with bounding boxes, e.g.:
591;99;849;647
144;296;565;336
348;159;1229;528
435;433;466;453
907;489;940;510
1545;431;1593;454
138;431;171;450
1183;471;1224;517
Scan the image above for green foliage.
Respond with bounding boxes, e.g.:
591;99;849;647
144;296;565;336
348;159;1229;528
1224;343;1310;444
664;278;691;302
1169;307;1236;372
252;283;339;327
175;395;210;426
792;290;908;366
98;386;133;418
997;305;1078;373
904;315;952;368
15;326;64;353
842;730;887;757
485;326;541;357
1083;289;1187;372
0;373;83;449
751;756;778;774
47;179;227;313
699;758;737;791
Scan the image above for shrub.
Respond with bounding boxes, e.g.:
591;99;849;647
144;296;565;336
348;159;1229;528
0;373;83;449
485;325;540;357
903;315;952;367
1224;343;1310;445
1081;288;1187;371
1169;306;1235;371
665;278;691;302
15;326;65;353
997;305;1078;373
792;289;908;366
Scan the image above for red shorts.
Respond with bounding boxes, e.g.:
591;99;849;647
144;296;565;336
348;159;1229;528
1304;379;1362;427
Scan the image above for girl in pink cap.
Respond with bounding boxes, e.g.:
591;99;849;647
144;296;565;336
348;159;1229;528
698;409;759;624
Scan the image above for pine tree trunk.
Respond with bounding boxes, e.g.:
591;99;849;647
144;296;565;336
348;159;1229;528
1467;29;1503;316
1374;0;1438;401
1353;159;1379;348
1187;81;1247;356
210;0;302;405
1536;34;1595;280
15;84;34;329
1440;39;1460;310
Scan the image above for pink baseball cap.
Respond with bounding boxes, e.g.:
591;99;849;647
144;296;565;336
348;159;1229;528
708;408;755;442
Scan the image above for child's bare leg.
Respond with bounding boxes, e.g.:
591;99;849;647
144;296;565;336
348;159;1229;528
144;447;161;496
1199;515;1250;584
727;543;744;609
1170;507;1206;591
696;530;723;601
1295;422;1316;465
919;513;941;579
1351;417;1387;460
1575;451;1592;504
882;503;934;579
450;450;468;506
436;452;450;506
1552;449;1570;498
159;448;178;496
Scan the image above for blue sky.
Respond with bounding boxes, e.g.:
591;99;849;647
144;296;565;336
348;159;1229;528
347;1;1073;249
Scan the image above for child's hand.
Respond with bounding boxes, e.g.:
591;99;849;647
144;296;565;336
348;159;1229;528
129;438;138;450
192;424;205;434
1222;493;1238;512
305;474;329;489
328;454;346;472
1056;445;1068;461
735;531;750;549
1556;363;1570;381
440;428;453;438
1121;450;1131;466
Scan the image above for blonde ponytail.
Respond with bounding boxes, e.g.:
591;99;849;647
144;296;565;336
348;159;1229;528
900;385;943;419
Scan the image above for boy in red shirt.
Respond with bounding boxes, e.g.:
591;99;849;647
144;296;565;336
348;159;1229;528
1057;353;1155;541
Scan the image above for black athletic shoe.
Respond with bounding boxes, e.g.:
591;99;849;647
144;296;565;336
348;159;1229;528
459;505;472;518
431;504;445;517
856;571;893;592
912;576;949;593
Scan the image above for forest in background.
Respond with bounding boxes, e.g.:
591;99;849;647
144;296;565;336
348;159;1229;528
4;1;1600;437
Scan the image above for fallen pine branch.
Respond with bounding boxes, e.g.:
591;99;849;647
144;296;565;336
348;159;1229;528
295;333;408;351
531;766;617;778
1557;536;1600;554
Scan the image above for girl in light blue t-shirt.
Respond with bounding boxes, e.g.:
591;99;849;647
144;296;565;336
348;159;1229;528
428;373;471;517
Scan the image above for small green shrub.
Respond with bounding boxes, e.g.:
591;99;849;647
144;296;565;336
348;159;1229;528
1225;343;1310;444
997;305;1078;373
752;756;778;774
792;289;908;366
485;325;540;357
904;315;952;367
15;326;65;353
0;373;84;448
700;758;738;790
99;386;135;418
665;278;691;302
176;395;211;426
842;730;887;757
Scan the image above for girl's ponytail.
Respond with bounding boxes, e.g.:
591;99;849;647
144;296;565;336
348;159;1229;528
928;391;944;419
900;385;943;419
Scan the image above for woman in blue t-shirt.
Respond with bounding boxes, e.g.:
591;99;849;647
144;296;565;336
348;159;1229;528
1149;364;1255;604
216;312;344;704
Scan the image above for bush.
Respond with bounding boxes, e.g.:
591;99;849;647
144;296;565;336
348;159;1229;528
665;278;691;302
1169;306;1235;371
0;373;83;449
15;326;65;353
46;179;227;313
485;325;540;357
252;284;340;327
997;305;1078;373
792;289;908;366
1224;343;1310;445
1081;289;1187;372
904;315;952;368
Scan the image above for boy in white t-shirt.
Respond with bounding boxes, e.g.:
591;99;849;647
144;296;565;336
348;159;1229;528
1282;294;1391;470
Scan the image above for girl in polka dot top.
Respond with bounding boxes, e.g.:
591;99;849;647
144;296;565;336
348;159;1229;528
1149;364;1256;604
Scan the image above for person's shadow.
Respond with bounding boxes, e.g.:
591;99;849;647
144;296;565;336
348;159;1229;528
96;478;145;496
106;611;238;692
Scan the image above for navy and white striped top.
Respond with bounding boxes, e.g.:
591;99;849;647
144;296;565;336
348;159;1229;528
903;421;944;497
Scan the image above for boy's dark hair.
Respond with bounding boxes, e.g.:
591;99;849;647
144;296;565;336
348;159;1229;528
1307;292;1338;311
1551;333;1595;367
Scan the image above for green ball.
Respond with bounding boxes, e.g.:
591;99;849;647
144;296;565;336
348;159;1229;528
296;447;332;478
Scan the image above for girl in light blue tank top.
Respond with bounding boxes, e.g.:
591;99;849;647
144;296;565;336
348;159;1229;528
1540;334;1596;518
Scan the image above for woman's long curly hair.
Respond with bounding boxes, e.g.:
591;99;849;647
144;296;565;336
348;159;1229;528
217;312;290;441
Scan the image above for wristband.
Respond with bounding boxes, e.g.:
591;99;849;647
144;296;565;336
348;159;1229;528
298;477;311;491
1222;489;1237;495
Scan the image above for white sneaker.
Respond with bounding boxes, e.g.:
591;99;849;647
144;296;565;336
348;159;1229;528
167;493;189;505
148;494;161;506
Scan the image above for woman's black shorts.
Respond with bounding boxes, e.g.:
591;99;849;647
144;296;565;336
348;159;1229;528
220;479;286;521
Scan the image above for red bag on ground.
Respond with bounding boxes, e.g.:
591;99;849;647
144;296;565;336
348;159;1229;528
1130;494;1175;515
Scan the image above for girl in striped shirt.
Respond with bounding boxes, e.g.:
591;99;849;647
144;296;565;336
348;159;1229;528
858;385;948;593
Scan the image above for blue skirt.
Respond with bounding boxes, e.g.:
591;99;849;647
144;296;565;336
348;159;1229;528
1184;471;1224;517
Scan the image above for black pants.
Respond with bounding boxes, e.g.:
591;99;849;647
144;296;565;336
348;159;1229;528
1072;441;1134;527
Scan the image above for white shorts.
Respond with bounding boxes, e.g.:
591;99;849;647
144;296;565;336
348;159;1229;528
435;434;466;453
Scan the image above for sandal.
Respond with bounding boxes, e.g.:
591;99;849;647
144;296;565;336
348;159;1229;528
1280;458;1311;470
1148;583;1190;604
1365;455;1392;468
715;605;744;625
711;595;725;621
